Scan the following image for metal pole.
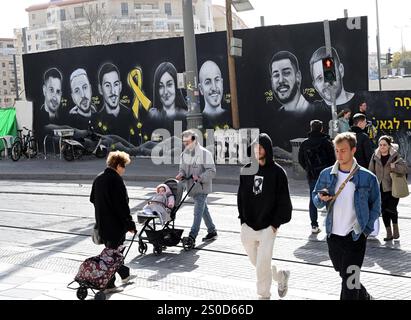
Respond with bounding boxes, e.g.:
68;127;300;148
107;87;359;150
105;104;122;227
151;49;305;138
13;54;19;100
182;0;203;130
323;20;338;139
376;0;382;91
226;0;240;129
260;16;265;27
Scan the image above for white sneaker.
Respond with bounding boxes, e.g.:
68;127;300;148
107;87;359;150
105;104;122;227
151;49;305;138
311;226;321;234
278;270;290;298
121;274;137;284
258;295;271;300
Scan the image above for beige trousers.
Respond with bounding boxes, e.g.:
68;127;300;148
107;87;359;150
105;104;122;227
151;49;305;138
240;223;280;298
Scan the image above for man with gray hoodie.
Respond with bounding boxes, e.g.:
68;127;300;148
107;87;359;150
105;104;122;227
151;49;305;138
176;129;217;246
237;133;293;299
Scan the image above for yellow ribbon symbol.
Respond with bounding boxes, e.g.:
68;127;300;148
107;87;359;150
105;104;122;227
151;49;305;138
127;67;151;119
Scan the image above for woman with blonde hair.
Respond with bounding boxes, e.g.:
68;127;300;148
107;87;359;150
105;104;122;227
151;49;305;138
369;136;408;241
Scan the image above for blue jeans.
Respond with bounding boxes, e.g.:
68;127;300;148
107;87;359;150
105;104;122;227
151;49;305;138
189;193;216;239
309;179;319;228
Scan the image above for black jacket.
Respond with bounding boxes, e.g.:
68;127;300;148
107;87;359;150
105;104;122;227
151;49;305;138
90;167;136;242
298;131;336;180
237;133;292;230
350;126;374;168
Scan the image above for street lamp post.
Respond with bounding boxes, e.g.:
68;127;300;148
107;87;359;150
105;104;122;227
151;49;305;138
225;0;253;129
182;0;203;130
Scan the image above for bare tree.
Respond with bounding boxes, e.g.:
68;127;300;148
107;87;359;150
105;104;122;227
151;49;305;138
60;5;138;48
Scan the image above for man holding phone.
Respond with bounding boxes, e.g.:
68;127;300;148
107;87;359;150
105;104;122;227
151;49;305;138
312;132;380;300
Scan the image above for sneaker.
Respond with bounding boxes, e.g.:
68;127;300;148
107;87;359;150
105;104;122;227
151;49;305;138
258;295;271;300
277;270;290;298
311;226;321;234
104;286;123;294
202;231;218;242
121;274;136;284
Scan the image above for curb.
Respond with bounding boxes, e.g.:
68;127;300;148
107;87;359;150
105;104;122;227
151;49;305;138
0;173;239;185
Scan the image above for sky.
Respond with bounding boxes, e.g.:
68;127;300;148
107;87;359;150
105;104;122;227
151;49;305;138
0;0;410;54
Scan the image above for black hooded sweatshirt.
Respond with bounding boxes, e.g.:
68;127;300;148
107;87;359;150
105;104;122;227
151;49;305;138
237;133;292;230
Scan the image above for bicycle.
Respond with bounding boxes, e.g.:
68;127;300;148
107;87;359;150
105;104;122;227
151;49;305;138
11;127;38;161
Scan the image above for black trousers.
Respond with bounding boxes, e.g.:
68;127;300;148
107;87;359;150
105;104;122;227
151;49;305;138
381;190;399;227
327;233;371;300
104;237;129;288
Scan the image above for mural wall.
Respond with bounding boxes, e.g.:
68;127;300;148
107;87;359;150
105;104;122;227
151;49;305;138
24;17;370;155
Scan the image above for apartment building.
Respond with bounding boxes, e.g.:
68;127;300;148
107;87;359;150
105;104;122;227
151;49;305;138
212;4;247;32
24;0;216;53
0;38;23;107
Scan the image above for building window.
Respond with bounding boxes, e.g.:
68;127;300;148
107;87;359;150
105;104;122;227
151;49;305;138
121;3;128;16
28;35;31;41
192;5;196;15
35;34;39;40
7;44;13;48
36;44;40;50
164;3;172;16
1;63;5;68
47;12;51;23
74;6;84;19
32;13;36;20
2;71;6;77
135;3;141;10
4;90;7;94
60;9;66;21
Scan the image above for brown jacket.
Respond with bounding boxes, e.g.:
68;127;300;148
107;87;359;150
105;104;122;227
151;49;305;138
368;148;408;192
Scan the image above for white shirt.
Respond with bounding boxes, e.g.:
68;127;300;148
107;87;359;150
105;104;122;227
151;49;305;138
331;170;359;236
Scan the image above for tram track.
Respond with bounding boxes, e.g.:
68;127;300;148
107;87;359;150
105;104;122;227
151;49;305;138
1;211;410;280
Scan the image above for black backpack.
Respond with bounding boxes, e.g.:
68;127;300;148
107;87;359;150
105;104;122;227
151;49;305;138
303;141;330;179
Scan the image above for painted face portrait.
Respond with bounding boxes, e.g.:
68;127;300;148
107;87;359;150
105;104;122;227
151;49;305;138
271;58;300;104
101;70;122;110
43;76;62;113
71;73;92;114
199;61;223;109
312;60;343;104
158;71;176;109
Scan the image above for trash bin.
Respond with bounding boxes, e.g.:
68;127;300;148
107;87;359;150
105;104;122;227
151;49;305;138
290;138;307;180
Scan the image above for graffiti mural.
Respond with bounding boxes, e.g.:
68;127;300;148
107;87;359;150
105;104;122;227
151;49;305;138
24;17;369;155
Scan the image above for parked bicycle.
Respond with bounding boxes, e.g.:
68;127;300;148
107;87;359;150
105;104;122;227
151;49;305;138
11;127;38;161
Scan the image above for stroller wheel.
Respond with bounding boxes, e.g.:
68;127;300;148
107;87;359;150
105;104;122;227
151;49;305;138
95;291;106;300
153;246;162;255
182;237;194;251
138;242;148;254
76;286;88;300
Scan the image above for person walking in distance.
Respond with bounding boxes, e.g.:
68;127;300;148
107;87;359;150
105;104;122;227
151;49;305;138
313;132;380;300
176;130;217;246
90;151;136;293
237;133;292;299
369;136;408;241
298;120;335;234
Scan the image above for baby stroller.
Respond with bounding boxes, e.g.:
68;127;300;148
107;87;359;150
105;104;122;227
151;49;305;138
67;233;136;300
136;178;196;255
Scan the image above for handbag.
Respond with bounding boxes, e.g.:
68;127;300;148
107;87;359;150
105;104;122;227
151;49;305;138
92;226;103;245
390;171;409;198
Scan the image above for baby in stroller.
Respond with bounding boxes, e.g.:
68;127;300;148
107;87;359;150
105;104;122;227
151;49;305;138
142;183;175;225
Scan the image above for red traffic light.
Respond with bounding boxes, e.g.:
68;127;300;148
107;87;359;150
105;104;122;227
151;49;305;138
323;58;333;69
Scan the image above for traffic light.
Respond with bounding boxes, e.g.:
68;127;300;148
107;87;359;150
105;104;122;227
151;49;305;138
386;52;393;64
322;57;336;84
